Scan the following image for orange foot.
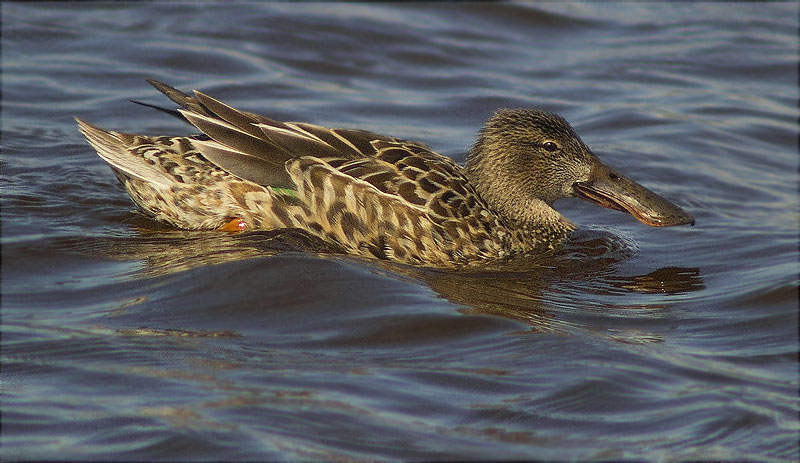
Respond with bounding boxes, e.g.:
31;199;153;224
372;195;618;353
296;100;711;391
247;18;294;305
219;218;248;232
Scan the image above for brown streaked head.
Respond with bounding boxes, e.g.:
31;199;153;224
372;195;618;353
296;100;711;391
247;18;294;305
466;108;694;228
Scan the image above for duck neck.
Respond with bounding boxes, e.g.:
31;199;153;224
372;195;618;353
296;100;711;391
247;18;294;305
506;205;576;251
466;145;575;248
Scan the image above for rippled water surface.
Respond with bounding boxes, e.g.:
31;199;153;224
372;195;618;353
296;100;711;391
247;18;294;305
2;3;798;461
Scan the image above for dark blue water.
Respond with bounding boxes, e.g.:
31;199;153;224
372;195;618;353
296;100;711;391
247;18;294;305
2;3;797;461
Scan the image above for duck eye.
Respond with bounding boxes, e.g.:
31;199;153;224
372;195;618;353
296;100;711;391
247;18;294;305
542;141;559;152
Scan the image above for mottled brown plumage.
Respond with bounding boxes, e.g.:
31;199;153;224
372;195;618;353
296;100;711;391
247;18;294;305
77;80;694;267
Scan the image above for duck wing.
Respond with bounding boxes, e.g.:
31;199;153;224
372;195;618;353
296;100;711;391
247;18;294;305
144;80;397;189
144;81;489;225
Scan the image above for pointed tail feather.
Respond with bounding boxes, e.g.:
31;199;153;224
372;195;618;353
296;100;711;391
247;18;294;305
75;118;173;188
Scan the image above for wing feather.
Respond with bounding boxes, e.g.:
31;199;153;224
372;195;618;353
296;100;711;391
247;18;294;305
145;78;212;117
192;90;269;139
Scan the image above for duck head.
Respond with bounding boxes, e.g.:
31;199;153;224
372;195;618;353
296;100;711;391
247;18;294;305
466;109;694;229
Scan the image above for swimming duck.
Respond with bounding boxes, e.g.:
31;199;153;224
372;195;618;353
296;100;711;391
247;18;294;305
77;79;694;267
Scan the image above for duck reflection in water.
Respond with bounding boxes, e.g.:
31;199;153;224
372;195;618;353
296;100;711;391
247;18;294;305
89;224;703;344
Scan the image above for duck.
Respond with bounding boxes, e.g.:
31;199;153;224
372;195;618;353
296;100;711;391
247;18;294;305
76;79;694;267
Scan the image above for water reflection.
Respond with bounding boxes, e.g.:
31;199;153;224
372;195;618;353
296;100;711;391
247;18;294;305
377;233;704;342
80;219;704;343
606;267;705;294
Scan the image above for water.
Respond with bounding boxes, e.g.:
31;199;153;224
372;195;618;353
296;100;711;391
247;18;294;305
2;3;797;461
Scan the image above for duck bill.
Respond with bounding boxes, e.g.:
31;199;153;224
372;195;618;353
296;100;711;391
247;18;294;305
573;163;694;227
